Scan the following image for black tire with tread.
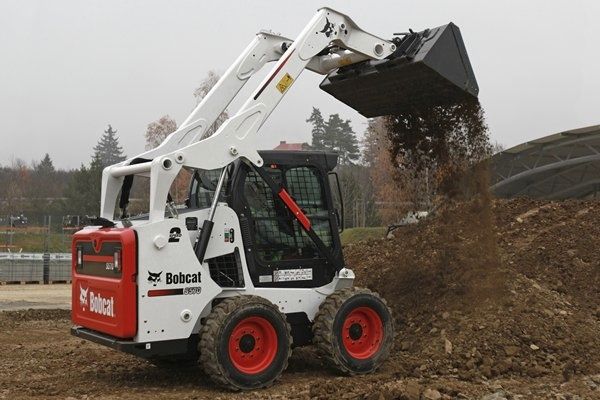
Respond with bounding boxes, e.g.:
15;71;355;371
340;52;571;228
312;287;394;374
199;295;292;391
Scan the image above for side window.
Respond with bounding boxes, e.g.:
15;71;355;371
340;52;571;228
193;168;228;208
285;167;333;247
243;165;334;264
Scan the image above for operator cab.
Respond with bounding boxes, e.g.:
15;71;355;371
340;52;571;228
188;150;345;289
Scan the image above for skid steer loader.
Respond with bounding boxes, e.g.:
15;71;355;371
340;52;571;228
71;7;478;390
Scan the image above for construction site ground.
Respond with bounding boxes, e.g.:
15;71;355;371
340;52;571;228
1;198;599;399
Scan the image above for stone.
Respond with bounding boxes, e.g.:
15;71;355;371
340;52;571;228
423;388;442;400
444;338;453;354
504;346;520;356
530;344;540;351
480;391;508;400
404;381;421;400
481;365;493;378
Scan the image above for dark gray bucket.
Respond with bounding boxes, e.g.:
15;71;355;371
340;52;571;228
319;23;479;118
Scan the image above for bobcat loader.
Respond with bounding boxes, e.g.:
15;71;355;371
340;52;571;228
71;7;478;390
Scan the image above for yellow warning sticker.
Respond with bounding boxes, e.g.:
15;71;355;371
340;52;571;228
276;73;294;94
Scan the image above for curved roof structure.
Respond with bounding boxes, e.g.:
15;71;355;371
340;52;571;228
490;124;600;199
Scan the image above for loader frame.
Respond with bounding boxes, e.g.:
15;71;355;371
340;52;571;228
73;6;397;352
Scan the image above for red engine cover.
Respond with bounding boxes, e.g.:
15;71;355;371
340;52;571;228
72;228;137;339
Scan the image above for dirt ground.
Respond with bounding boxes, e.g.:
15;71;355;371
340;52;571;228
1;199;599;399
0;284;70;311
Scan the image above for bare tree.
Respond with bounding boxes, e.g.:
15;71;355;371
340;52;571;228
193;70;229;138
145;115;178;150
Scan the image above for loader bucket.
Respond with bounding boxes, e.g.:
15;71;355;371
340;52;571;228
319;23;479;118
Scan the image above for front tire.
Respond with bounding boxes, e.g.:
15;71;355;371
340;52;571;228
199;296;292;390
313;287;394;374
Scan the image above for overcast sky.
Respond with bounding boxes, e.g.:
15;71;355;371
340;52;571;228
1;0;599;169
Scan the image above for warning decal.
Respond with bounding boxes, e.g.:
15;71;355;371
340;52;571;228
276;73;294;94
273;268;312;282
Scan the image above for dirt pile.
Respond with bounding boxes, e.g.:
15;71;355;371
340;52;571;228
1;200;599;399
345;198;600;386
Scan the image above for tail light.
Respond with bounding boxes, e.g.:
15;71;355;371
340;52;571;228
114;250;121;272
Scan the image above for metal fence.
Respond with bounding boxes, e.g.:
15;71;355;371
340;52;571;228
0;253;71;283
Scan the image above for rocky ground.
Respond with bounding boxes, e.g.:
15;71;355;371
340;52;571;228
1;198;599;399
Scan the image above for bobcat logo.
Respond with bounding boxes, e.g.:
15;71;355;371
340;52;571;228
79;285;89;310
320;17;334;38
147;271;163;286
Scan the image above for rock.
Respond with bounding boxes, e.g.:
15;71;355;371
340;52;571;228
516;217;524;223
442;311;450;320
365;391;385;400
530;344;540;351
481;391;508;400
444;338;453;354
504;346;520;356
400;340;411;351
423;388;442;400
404;381;421;400
480;365;492;378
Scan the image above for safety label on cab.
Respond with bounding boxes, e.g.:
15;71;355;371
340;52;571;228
276;73;294;94
273;268;312;282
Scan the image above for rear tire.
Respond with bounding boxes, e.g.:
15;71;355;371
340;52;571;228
199;296;292;390
313;287;394;374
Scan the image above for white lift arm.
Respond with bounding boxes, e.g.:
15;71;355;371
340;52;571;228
101;7;396;222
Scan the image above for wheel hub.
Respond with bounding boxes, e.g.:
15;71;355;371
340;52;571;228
228;316;278;374
341;306;384;360
348;323;363;340
239;334;256;353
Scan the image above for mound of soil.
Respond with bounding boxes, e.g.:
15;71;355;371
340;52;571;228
345;198;600;386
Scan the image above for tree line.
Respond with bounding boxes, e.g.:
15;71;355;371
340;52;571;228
1;71;397;229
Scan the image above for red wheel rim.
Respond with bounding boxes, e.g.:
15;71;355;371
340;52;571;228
342;306;384;359
228;316;278;374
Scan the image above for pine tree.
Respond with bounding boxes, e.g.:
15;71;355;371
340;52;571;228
93;124;126;167
307;107;326;149
36;153;55;174
325;114;360;164
64;155;104;215
307;109;360;165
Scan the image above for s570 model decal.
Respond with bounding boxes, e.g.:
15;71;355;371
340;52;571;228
148;286;202;297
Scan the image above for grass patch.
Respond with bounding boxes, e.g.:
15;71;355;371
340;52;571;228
340;227;386;245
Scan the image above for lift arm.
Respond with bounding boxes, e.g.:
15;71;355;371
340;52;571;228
101;7;397;222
